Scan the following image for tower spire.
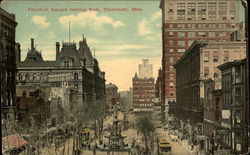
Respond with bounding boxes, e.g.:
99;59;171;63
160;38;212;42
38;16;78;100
94;48;96;58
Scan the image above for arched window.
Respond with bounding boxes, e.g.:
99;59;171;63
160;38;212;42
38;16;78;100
64;61;69;67
25;73;30;80
18;74;22;81
74;73;78;80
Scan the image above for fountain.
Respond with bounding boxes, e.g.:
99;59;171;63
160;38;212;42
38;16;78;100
96;114;131;152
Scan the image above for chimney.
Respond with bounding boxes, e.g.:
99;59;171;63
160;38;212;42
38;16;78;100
31;38;34;51
56;42;60;60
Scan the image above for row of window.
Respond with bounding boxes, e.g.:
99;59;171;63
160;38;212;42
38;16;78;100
172;2;235;20
203;68;220;79
1;23;15;41
17;72;79;81
1;90;14;107
135;103;153;107
167;23;236;29
204;54;229;63
1;44;15;62
168;31;227;38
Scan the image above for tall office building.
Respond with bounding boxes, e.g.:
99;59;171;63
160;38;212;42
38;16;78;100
160;0;242;103
139;59;153;79
133;59;155;112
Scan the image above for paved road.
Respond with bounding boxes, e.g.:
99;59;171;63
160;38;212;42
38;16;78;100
40;112;191;155
155;128;191;155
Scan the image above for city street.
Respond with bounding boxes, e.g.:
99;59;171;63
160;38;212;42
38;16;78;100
155;128;192;155
38;111;193;155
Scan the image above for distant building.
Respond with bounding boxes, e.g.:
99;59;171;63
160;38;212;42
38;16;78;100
139;59;153;79
132;72;155;112
17;37;106;108
105;83;118;110
159;0;242;107
174;40;246;134
0;7;18;122
218;59;248;154
119;88;133;109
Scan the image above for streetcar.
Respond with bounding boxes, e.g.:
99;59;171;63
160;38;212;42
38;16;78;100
79;127;91;149
159;138;171;155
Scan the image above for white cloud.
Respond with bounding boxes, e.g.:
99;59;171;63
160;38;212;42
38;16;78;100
151;10;161;20
32;16;50;28
138;19;152;36
58;12;125;30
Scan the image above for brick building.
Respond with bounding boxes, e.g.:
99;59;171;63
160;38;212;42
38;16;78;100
218;59;248;154
132;73;155;112
105;83;118;110
174;40;246;132
0;7;18;122
159;0;242;106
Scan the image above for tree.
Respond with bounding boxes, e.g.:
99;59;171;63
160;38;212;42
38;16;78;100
136;116;155;154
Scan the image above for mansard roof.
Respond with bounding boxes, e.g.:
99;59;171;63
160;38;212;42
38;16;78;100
78;36;94;66
56;42;81;67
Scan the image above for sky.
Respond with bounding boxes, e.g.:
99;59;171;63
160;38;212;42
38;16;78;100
2;1;162;91
1;1;245;91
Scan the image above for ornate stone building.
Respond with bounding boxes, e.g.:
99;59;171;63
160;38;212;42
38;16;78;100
17;37;106;108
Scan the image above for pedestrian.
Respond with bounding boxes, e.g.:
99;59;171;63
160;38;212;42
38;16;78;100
88;143;90;150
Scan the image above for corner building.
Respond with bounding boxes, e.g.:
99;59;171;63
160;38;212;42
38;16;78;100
174;40;246;131
160;0;242;104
